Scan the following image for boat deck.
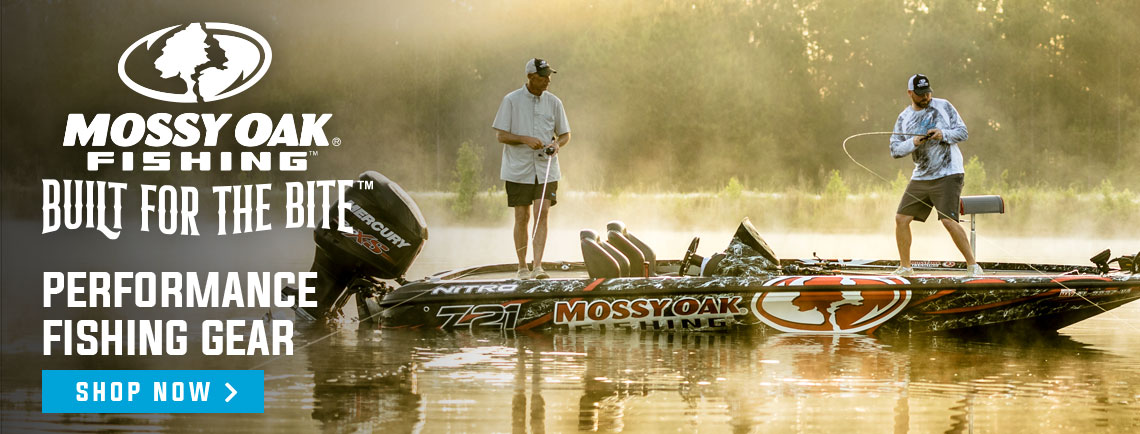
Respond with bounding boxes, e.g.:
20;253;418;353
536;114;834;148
433;260;1075;281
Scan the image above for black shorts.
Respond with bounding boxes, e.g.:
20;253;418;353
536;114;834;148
896;174;963;222
505;180;558;207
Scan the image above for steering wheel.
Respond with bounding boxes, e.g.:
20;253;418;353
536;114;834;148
678;236;700;276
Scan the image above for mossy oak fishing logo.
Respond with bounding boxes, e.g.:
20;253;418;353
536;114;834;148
118;23;271;103
752;276;911;333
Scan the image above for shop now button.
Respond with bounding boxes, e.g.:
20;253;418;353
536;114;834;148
41;370;263;413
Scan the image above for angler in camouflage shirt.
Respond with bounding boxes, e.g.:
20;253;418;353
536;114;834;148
888;74;982;278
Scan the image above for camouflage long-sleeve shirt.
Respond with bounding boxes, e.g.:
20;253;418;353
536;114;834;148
889;98;969;180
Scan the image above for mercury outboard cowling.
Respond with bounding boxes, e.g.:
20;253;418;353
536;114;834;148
299;171;428;320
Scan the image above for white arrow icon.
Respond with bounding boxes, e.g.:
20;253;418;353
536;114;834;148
225;382;237;403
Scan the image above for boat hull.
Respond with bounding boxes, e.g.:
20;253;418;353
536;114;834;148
376;274;1140;335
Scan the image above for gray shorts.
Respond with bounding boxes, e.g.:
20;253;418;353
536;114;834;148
897;174;963;222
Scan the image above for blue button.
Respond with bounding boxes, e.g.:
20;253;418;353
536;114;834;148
42;370;264;413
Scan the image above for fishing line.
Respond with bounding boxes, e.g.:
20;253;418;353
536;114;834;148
842;132;1138;331
248;288;433;371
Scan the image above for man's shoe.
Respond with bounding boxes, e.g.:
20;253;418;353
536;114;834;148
517;268;531;279
891;266;914;277
533;267;550;279
966;264;984;277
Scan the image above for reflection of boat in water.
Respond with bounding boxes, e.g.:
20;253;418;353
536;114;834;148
294;171;1140;335
379;329;1128;433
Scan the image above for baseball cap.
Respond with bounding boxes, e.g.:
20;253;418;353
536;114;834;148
525;58;557;77
908;74;932;94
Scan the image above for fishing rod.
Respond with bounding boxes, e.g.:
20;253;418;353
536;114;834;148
842;131;931;184
530;143;557;245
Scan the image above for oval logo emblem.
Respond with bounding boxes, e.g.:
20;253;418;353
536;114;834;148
118;23;271;103
752;276;911;333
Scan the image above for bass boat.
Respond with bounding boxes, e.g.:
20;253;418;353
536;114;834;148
293;171;1140;335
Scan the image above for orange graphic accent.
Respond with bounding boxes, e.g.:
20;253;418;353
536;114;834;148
1052;276;1111;283
753;276;911;333
515;279;605;330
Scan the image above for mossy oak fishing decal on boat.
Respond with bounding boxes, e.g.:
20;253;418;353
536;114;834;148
752;276;911;333
553;296;744;330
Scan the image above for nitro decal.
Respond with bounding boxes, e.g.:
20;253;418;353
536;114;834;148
119;23;272;103
553;297;744;330
430;284;519;295
752;276;911;333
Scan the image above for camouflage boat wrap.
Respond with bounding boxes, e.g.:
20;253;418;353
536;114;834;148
376;270;1140;335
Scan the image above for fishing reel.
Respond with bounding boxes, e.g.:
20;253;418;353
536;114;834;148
781;263;831;276
543;145;556;156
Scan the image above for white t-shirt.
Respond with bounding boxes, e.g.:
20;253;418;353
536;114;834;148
492;86;571;184
889;98;969;180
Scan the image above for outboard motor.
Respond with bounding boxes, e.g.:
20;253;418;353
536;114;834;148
296;171;428;321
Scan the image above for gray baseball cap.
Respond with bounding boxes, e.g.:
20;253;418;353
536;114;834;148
525;58;557;77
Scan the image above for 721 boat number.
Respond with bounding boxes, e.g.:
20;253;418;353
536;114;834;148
435;304;522;330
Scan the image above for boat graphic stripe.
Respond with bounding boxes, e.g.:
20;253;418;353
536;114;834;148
923;289;1061;314
912;278;1005;305
912;289;957;306
515;313;552;331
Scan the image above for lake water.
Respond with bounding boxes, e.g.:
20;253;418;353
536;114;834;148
2;223;1138;433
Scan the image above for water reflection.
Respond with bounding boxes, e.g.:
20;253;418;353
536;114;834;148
4;322;1137;433
289;326;1138;433
511;339;545;434
299;327;423;433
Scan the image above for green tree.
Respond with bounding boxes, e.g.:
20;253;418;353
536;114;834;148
823;170;850;201
450;141;484;219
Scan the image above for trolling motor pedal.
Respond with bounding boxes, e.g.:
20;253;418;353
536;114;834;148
1090;249;1112;274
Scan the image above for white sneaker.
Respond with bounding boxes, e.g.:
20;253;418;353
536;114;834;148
533;267;550;279
966;264;984;277
517;268;531;279
891;266;914;277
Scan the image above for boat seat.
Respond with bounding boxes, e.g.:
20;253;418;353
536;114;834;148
606;221;657;276
601;241;632;277
960;195;1005;215
959;195;1005;260
607;229;647;277
580;230;621;278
